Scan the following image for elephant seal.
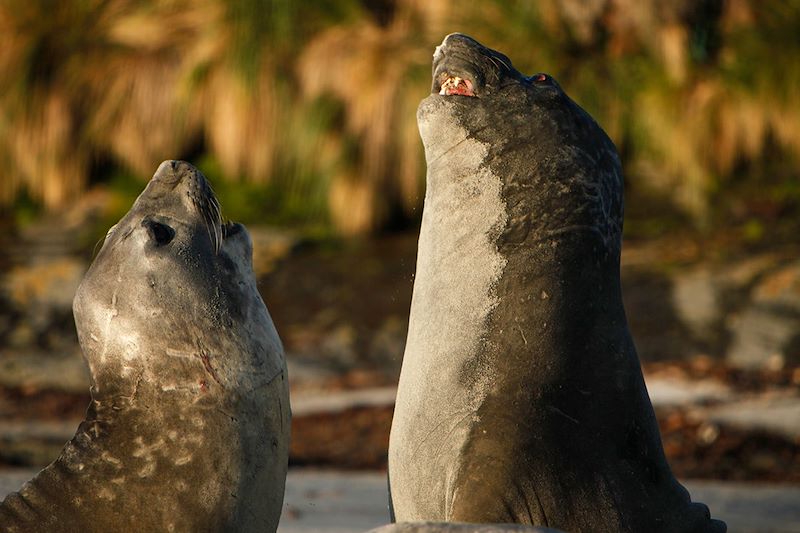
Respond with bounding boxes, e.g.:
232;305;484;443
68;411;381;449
0;161;290;532
388;34;725;532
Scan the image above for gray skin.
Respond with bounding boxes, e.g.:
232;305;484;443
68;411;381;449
0;161;290;532
388;34;726;533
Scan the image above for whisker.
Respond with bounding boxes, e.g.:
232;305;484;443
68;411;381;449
204;214;217;255
192;173;224;255
491;52;512;72
91;237;104;259
91;224;116;258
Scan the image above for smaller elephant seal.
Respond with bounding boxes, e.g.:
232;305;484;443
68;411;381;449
388;34;726;532
0;161;290;532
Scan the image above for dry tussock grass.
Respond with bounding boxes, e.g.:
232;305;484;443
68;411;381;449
0;0;797;234
297;0;448;233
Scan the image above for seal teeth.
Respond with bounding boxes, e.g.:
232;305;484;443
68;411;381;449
439;76;475;97
439;76;459;95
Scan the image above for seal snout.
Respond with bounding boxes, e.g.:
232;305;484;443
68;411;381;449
433;35;480;98
431;33;522;98
152;159;195;186
438;33;482;53
149;160;225;253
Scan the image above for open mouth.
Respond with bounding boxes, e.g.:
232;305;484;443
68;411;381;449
438;74;476;97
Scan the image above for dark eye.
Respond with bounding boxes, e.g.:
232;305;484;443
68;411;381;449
143;219;175;246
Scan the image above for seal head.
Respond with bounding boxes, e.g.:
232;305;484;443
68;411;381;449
0;161;290;532
389;34;725;533
422;33;623;256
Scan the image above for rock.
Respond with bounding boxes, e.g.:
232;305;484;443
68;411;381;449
286;356;340;391
726;308;800;369
3;258;83;313
671;268;720;344
639;252;800;367
645;376;732;407
622;269;697;361
318;324;359;366
686;480;800;533
0;470;35;501
367;315;406;374
1;258;84;350
248;226;299;276
699;393;800;440
9;187;114;265
0;419;78;467
751;261;800;309
368;524;562;533
0;351;89;393
727;261;800;369
717;254;781;288
668;254;788;360
291;387;396;417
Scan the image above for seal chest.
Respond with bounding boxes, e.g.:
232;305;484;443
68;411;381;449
388;34;726;533
0;161;290;533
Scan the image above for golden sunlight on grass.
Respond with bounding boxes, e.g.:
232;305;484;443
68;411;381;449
0;0;797;235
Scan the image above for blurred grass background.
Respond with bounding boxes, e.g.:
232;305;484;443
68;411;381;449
0;0;798;240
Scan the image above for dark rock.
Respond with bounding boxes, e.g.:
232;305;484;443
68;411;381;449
727;261;800;369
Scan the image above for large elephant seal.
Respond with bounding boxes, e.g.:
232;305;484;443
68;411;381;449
0;161;290;532
388;34;725;532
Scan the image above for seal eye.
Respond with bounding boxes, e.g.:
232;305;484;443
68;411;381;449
144;220;175;246
532;73;548;84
